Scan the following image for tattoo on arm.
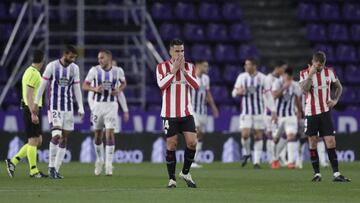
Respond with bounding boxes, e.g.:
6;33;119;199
299;79;312;92
333;80;343;101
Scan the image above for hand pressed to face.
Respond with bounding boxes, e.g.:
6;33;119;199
170;45;185;74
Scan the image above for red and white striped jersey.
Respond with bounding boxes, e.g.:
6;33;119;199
299;67;337;116
156;60;199;118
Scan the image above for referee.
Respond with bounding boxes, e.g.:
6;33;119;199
5;50;47;178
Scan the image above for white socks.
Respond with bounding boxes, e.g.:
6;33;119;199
194;141;203;162
105;145;115;169
49;142;58;168
54;147;66;172
317;140;328;166
266;139;275;163
253;140;263;165
287;141;297;164
241;138;251;156
94;142;105;163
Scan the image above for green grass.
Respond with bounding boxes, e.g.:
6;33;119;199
0;162;359;203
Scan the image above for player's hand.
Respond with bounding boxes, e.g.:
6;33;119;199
271;111;278;123
296;111;302;121
32;104;39;116
31;113;39;124
123;112;129;122
327;99;338;109
171;56;182;74
308;64;317;75
78;108;85;119
237;86;246;95
111;88;121;96
93;85;104;94
212;108;219;118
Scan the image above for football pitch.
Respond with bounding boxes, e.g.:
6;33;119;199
0;162;359;203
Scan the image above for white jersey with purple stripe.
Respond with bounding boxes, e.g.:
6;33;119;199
233;71;269;116
272;79;302;117
191;74;210;115
264;73;279;116
84;65;125;103
42;59;80;112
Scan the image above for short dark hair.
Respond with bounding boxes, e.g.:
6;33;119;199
63;44;78;55
284;67;293;76
245;57;258;66
274;60;287;68
169;38;184;48
32;50;44;63
313;51;326;64
99;49;112;56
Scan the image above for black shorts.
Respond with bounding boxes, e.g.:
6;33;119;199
162;116;196;138
304;111;335;137
22;106;42;138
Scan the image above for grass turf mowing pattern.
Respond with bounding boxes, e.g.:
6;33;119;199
0;162;358;203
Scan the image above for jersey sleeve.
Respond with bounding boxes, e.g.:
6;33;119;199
118;67;126;83
26;70;40;88
84;67;95;84
73;65;80;84
294;82;302;96
42;63;53;80
205;75;210;90
329;68;338;83
234;74;243;89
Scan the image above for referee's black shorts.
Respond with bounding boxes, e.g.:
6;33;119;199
22;105;42;138
304;111;335;137
162;115;196;138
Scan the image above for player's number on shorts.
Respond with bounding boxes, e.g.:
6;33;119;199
52;111;60;119
163;120;169;134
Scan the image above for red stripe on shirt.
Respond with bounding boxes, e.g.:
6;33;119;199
42;76;50;80
175;69;181;117
185;85;190;116
165;62;171;117
316;72;325;113
310;88;316;116
324;68;329;103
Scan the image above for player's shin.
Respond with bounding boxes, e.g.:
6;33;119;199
166;150;176;180
49;136;60;168
253;139;263;165
182;147;196;175
105;136;115;174
54;142;67;172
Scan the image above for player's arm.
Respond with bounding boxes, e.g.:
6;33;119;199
73;67;84;116
264;90;277;122
295;95;302;119
34;64;51;111
299;65;317;93
182;63;199;90
156;63;175;91
327;79;343;108
206;90;219;118
232;75;245;97
83;68;103;93
272;80;284;99
26;84;39;124
117;92;129;122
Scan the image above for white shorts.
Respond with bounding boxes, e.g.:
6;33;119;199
264;115;272;132
91;102;118;130
193;113;207;131
48;110;74;131
239;114;265;130
278;116;298;135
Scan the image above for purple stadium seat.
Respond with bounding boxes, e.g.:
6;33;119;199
175;2;196;20
211;85;229;103
343;3;360;21
215;44;237;62
207;65;222;83
9;3;22;19
3;88;19;105
151;3;172;20
223;64;243;83
340;87;357;103
199;3;220;20
330;65;344;82
230;23;251;41
146;86;161;103
297;3;318;21
336;44;357;62
191;44;212;61
207;23;227;41
238;45;258;61
313;44;335;62
159;23;181;41
184;24;205;41
306;24;327;41
222;2;242;20
0;3;7;19
351;24;360;41
328;24;349;42
345;64;360;83
319;3;340;20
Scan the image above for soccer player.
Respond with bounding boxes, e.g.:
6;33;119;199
272;68;302;169
83;50;126;176
190;60;219;168
156;39;199;188
5;50;47;178
263;61;287;166
34;45;84;179
299;51;350;182
232;58;277;169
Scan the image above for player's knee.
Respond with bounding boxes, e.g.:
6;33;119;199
308;137;317;149
325;137;336;148
187;140;197;149
51;128;62;138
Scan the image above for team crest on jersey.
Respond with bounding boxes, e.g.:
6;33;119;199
247;86;257;94
58;78;70;87
102;80;113;90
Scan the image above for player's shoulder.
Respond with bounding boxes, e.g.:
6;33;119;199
202;74;210;80
46;59;57;66
70;62;80;69
157;60;169;67
300;67;309;74
257;71;267;79
325;66;335;73
185;61;195;67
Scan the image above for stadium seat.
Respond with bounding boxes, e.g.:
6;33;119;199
175;2;196;20
222;2;242;20
345;64;360;83
238;45;258;61
297;3;318;21
207;23;227;41
211;85;230;103
184;24;205;41
313;44;335;62
343;3;360;21
328;24;349;42
159;23;181;41
223;64;243;83
340;86;357;103
350;24;360;41
207;65;222;83
9;3;23;19
199;3;221;20
3;88;19;105
319;3;340;20
191;44;212;61
146;86;161;103
229;23;251;41
330;65;344;82
306;24;327;41
0;3;7;19
336;44;357;62
151;3;172;20
215;44;237;62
